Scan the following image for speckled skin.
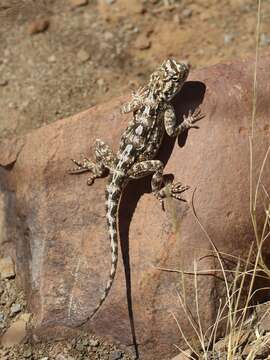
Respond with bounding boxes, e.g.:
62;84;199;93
69;59;202;323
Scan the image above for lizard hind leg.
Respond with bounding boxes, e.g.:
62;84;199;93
128;160;190;206
69;139;116;185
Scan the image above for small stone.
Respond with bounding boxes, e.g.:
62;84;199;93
0;257;15;279
134;35;151;50
89;339;99;347
0;312;5;322
104;31;113;41
224;33;234;44
109;350;123;360
97;78;105;87
135;4;146;14
260;33;270;47
10;303;22;317
48;55;56;63
70;0;88;7
23;349;32;358
182;8;192;18
106;0;116;4
77;49;90;63
0;79;8;86
40;357;49;360
173;14;180;24
28;18;50;35
0;319;27;347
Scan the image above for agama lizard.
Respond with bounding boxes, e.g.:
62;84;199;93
69;59;203;322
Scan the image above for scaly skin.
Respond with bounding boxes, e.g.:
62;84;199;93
69;59;203;324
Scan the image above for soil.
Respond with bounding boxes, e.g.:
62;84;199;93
0;256;132;360
0;0;270;141
1;0;270;359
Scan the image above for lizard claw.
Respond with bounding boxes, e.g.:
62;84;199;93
154;181;189;208
68;156;93;174
182;107;204;130
170;182;190;201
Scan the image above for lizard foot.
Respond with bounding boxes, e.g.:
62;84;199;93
154;181;190;208
170;182;190;201
68;156;93;173
182;108;204;130
68;156;97;186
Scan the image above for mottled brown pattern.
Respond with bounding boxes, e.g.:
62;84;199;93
69;59;203;323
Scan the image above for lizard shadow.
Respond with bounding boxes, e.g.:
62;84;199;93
119;80;206;359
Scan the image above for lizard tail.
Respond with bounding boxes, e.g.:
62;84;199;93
87;177;123;321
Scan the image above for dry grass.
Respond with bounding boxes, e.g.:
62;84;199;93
160;0;270;358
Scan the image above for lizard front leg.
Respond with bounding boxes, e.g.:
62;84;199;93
164;103;203;137
69;139;116;185
121;86;147;114
128;160;189;206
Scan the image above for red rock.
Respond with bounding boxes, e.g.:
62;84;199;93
134;34;151;50
28;18;50;35
1;319;27;347
0;56;270;360
0;256;15;279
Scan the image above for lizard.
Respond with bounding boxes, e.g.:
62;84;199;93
69;59;203;322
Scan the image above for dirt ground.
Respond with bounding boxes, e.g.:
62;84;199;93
0;0;270;141
0;0;270;359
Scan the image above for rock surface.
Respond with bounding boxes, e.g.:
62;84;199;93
0;257;15;280
0;56;270;359
0;317;28;347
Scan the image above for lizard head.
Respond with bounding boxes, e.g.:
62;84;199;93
149;59;190;102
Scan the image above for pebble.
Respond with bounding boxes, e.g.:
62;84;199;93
40;357;49;360
23;349;32;358
109;350;123;360
173;14;180;24
0;312;5;322
224;33;234;44
105;0;116;4
10;303;22;316
48;55;56;63
134;35;151;50
182;8;192;18
89;339;99;347
97;78;105;87
77;49;90;63
0;79;8;86
28;18;50;35
70;0;88;7
260;33;270;47
104;31;114;41
0;256;15;279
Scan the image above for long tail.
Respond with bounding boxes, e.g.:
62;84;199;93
87;176;124;321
